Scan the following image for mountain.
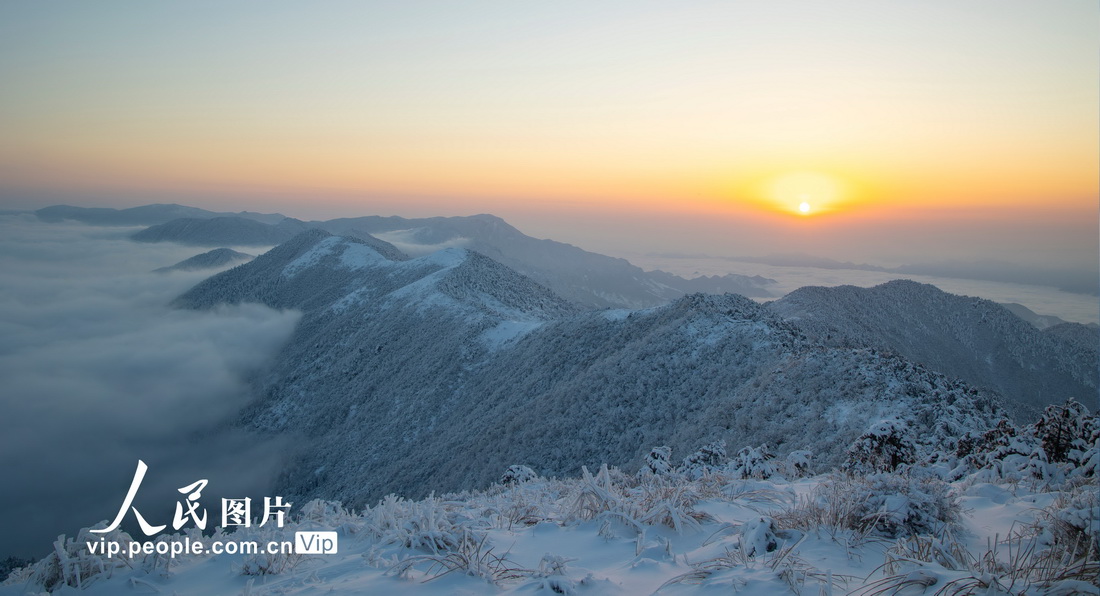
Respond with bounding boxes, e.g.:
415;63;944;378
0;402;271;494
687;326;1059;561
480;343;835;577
152;248;253;273
132;217;311;246
315;213;775;307
130;208;774;308
768;280;1097;420
728;253;1098;296
645;269;776;296
999;302;1074;330
35;204;286;226
177;233;1003;510
1044;322;1100;352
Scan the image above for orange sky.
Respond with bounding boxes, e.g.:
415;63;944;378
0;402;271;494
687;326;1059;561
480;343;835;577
0;1;1096;270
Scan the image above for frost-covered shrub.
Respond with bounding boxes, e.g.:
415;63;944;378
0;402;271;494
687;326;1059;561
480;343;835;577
644;446;674;476
1032;399;1094;464
367;494;476;553
680;440;727;479
777;473;959;539
500;465;538;486
29;525;135;591
727;445;779;480
845;418;916;474
1033;486;1100;560
566;465;621;522
955;418;1018;463
631;476;707;533
954;404;1098;487
739;516;780;556
853;474;959;537
1070;414;1100;479
237;527;307;576
784;450;813;478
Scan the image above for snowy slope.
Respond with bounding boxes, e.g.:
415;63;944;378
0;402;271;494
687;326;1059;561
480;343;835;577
5;466;1094;595
768;280;1098;420
177;234;1004;514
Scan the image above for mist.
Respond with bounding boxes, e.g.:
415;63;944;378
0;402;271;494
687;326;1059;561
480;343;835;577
0;216;301;559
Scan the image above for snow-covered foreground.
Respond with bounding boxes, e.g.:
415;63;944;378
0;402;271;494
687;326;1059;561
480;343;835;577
4;467;1096;596
6;402;1097;595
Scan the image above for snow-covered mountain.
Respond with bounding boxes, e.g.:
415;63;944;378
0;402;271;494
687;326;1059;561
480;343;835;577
768;280;1098;420
35;203;286;226
315;214;776;307
125;209;774;308
178;232;1004;511
152;248;253;273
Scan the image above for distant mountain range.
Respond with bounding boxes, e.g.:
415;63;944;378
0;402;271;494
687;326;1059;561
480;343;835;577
725;252;1097;296
34;203;287;226
38;205;776;309
133;217;311;246
176;230;1012;509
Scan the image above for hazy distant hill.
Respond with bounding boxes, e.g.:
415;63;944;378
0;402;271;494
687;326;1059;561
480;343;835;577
729;252;1098;296
999;302;1077;330
768;280;1097;420
131;208;775;309
177;232;1003;508
132;217;311;246
153;248;253;273
35;203;286;226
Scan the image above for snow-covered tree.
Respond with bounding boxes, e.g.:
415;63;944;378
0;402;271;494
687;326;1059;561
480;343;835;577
845;418;916;474
680;440;727;479
727;445;779;480
644;446;674;476
500;465;538;486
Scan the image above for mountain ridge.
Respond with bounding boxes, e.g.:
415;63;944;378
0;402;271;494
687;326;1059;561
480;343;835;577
177;233;1007;510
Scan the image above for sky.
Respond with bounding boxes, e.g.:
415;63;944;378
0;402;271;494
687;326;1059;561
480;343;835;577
0;1;1096;273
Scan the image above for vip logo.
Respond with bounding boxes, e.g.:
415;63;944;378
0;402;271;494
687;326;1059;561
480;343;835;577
295;531;338;554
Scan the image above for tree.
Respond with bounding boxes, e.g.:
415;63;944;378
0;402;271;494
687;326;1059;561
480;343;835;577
845;418;916;474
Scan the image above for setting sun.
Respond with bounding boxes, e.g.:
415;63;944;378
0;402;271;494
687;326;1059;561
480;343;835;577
740;170;853;217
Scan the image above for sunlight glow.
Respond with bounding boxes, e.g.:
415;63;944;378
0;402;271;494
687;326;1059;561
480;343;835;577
764;171;844;216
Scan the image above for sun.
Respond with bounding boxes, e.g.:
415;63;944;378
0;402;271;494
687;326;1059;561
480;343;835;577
764;171;843;216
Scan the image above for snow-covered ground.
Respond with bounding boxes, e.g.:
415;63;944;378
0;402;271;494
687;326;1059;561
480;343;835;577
6;447;1096;595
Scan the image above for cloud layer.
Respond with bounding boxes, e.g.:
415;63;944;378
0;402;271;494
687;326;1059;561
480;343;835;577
0;216;300;558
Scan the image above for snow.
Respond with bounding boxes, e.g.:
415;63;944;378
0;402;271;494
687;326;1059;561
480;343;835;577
7;470;1094;595
480;319;543;350
282;236;343;277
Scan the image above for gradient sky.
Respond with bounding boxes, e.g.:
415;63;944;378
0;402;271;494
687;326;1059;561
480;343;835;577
0;1;1096;271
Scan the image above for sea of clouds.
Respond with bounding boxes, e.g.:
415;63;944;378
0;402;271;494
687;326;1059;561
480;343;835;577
0;215;301;559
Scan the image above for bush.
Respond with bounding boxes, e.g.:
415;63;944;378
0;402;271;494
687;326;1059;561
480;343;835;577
784;450;813;478
1032;399;1093;464
776;473;959;539
500;465;538;486
644;446;674;476
680;440;727;479
727;445;779;480
845;418;916;474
